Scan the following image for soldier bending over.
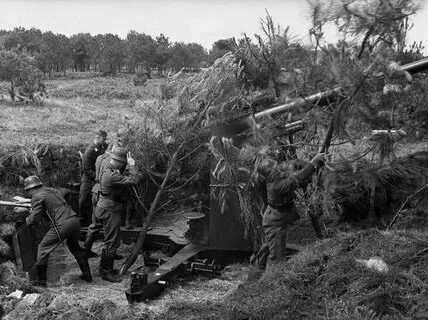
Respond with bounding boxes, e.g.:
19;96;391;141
24;176;92;286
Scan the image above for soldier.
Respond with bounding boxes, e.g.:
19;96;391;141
83;145;118;258
257;153;327;268
24;176;92;286
107;127;137;230
79;130;108;226
83;128;135;258
95;147;138;282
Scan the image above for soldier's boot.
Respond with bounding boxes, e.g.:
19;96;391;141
100;249;123;275
33;264;47;287
75;255;93;283
99;250;122;283
83;233;98;258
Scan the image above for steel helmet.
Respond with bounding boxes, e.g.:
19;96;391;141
24;175;43;190
258;158;277;179
110;146;128;163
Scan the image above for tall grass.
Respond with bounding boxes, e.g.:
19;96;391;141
48;77;163;100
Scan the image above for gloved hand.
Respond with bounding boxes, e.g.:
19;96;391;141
127;152;136;166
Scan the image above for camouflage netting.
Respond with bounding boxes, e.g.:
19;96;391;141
123;53;254;216
323;150;428;223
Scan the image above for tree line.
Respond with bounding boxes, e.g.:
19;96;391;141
0;27;233;76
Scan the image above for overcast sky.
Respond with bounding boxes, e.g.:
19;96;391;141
0;0;427;51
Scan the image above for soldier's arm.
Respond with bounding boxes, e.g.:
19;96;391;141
275;163;317;193
288;154;326;189
94;155;104;181
108;165;138;186
26;194;45;225
82;147;96;180
293;162;317;186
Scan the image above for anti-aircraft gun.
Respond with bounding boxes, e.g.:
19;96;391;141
9;57;428;303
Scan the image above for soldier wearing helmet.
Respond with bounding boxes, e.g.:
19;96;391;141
83;145;122;259
79;130;108;226
94;147;138;282
24;175;92;286
106;127;138;230
256;153;327;269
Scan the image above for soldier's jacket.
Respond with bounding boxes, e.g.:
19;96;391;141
26;187;77;227
266;162;316;209
81;143;107;181
92;153;110;194
97;164;138;211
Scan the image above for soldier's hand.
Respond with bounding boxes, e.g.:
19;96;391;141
14;207;29;214
127;152;136;166
311;153;328;168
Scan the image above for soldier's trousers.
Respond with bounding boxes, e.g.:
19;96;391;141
85;192;104;241
36;216;86;266
94;206;122;256
79;179;94;225
262;206;297;262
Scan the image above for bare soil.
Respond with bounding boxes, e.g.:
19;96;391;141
44;241;248;318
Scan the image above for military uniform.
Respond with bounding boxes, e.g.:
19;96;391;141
95;164;138;256
83;152;110;255
262;162;317;262
26;185;91;285
79;143;107;225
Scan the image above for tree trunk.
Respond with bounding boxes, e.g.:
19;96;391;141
120;151;179;275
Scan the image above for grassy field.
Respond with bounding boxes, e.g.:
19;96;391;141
0;77;165;149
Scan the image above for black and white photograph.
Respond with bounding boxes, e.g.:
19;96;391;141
0;0;428;319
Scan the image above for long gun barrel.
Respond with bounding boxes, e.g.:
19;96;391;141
255;57;428;119
211;57;428;140
0;201;31;208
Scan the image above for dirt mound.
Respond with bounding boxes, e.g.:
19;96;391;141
161;229;428;319
223;229;428;320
